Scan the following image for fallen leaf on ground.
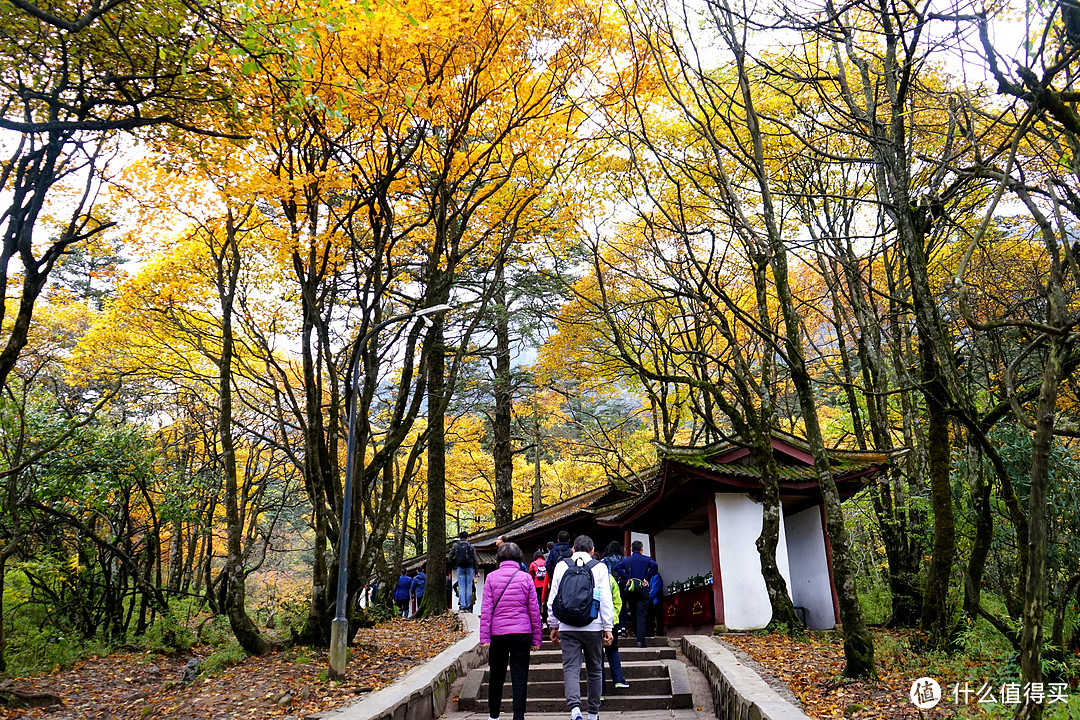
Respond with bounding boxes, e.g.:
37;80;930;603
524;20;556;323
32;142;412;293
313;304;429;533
0;615;464;720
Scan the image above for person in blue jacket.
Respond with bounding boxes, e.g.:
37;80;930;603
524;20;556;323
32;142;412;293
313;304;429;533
542;531;573;608
646;572;664;637
394;570;413;617
613;540;658;647
410;566;427;617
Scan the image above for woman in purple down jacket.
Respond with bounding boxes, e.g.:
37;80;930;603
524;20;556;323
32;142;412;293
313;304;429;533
480;541;542;720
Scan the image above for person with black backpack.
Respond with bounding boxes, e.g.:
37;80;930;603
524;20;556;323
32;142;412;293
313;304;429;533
448;530;479;611
547;535;614;720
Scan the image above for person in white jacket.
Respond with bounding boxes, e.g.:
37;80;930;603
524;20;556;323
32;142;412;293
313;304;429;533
547;535;615;720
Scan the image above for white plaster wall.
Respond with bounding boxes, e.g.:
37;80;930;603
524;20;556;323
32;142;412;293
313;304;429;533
784;506;836;630
653;528;713;586
629;531;651;556
475;568;488;611
714;493;793;631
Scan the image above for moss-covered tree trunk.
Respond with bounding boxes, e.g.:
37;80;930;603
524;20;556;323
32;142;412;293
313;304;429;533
0;550;8;673
216;212;271;657
1015;328;1066;720
723;9;876;674
425;317;449;615
492;258;514;528
754;443;802;630
964;440;993;623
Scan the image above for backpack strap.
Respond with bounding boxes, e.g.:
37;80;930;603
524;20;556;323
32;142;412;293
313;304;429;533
492;570;521;614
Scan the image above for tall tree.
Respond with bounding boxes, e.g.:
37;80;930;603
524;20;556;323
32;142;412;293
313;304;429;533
602;0;874;673
0;0;241;390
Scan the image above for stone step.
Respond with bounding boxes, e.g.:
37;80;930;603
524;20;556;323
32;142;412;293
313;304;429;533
506;694;682;713
476;677;672;698
530;646;675;664
459;658;693;712
537;636;671;650
523;660;672;682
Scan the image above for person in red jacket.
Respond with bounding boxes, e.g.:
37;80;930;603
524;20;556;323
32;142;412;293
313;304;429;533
528;549;548;626
480;542;542;720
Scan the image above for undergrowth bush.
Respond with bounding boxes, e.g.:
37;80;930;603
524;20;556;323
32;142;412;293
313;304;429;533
2;571;109;676
199;640;248;676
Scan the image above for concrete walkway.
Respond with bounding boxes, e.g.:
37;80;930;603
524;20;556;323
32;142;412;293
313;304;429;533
440;636;717;720
311;613;810;720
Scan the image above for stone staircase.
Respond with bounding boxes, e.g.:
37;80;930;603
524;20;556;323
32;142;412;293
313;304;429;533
458;638;693;714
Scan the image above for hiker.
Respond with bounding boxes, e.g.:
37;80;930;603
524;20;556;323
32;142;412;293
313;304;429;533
410;566;427;618
543;531;573;606
598;545;629;695
600;541;627;632
498;535;527;570
529;549;548;626
394;569;412;617
480;541;542;720
548;534;615;720
613;540;658;647
646;572;664;636
449;530;479;611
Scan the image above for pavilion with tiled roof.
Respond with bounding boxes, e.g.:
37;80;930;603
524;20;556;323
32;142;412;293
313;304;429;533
424;431;893;631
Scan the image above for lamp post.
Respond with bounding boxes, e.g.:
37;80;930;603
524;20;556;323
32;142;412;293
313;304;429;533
329;303;452;680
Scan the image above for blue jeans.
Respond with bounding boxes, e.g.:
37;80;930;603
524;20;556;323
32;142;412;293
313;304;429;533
602;624;627;691
456;566;475;610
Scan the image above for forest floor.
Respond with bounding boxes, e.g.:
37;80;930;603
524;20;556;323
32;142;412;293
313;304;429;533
723;628;1080;719
723;629;947;719
4;619;1073;720
0;615;465;720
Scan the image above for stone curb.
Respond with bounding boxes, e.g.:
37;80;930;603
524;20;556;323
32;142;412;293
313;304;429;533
308;613;484;720
664;657;694;709
680;635;811;720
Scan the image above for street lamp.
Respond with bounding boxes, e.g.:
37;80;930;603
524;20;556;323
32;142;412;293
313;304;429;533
329;303;451;680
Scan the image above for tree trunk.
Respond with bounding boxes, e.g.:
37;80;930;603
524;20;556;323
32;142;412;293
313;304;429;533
167;517;183;594
754;444;803;630
0;551;7;674
294;250;335;646
1051;573;1080;649
964;440;993;624
1070;578;1080;653
532;404;543;512
217;214;271;657
492;259;514;527
1015;337;1064;720
300;500;330;645
768;225;875;675
734;33;876;672
919;378;955;643
425;318;449;615
838;243;923;627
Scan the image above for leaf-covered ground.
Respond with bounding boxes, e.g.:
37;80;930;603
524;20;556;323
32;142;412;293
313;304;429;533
723;630;957;719
0;616;465;720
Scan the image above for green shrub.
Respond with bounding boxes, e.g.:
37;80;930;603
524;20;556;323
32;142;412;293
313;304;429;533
199;641;248;676
3;618;109;677
142;607;194;653
356;601;395;626
872;633;914;672
196;614;235;645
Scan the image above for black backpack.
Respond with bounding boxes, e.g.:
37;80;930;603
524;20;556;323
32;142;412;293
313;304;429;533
552;557;600;627
454;540;475;568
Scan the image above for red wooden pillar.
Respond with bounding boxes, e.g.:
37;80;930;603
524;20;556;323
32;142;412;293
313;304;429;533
706;493;725;626
819;502;841;626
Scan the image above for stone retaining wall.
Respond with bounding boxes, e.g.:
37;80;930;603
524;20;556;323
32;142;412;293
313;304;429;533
309;613;484;720
681;635;812;720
